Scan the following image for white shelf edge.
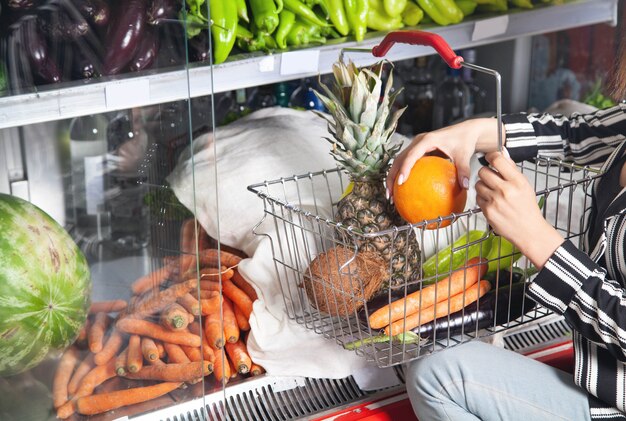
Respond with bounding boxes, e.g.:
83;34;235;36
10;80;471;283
0;0;617;131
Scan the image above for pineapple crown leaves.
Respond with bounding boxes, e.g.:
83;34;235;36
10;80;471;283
312;58;406;178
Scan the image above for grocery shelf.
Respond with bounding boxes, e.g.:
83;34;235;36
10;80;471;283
0;0;617;131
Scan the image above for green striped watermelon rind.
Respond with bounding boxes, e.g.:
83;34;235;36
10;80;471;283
0;193;91;377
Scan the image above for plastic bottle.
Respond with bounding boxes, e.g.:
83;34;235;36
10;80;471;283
288;78;326;111
461;49;488;116
68;113;110;240
400;56;435;135
432;66;470;129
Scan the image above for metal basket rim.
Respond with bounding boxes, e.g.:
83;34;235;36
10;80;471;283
247;156;604;237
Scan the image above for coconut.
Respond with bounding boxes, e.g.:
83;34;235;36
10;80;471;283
304;246;387;317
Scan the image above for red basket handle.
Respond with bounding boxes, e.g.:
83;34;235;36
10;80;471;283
371;30;464;69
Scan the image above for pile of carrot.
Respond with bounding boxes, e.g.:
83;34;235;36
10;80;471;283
369;257;492;336
53;218;264;419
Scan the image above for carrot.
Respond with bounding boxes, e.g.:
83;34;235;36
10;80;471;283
211;347;231;384
75;382;183;416
199;280;221;291
116;318;202;347
88;313;110;353
250;363;265;376
124;361;212;382
141;337;159;362
131;265;172;295
126;335;143;373
199;289;219;299
56;400;76;419
178;293;201;316
180;218;198;274
385;279;492;336
156;341;166;359
188;322;216;363
225;340;252;374
74;359;117;399
222;280;253;319
52;347;81;408
68;354;95;395
201;294;222;315
160;303;192;331
204;312;225;349
181;345;203;362
132;278;198;317
94;329;125;366
75;318;90;347
198;248;243;269
149;357;165;365
89;300;128;314
187;321;201;336
234;305;251;331
369;257;487;330
228;357;238;379
232;270;258;301
163;342;190;364
222;298;240;343
115;347;129;376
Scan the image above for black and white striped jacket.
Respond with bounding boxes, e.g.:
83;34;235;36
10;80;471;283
503;103;626;420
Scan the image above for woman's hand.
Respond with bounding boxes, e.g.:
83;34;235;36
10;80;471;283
477;151;564;269
386;118;503;198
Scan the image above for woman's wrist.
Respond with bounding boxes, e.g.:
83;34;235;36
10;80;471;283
515;221;564;270
473;118;506;154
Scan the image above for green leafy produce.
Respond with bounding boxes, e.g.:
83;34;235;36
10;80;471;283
0;194;91;376
584;78;616;110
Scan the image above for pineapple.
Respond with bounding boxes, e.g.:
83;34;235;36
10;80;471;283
313;59;421;287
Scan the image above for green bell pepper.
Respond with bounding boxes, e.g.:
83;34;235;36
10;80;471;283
344;0;368;41
383;0;408;17
209;0;238;64
367;0;403;31
249;0;283;34
276;10;297;48
422;230;493;283
284;0;329;27
402;1;424;26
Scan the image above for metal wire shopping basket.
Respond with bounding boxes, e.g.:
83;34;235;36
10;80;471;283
247;31;604;368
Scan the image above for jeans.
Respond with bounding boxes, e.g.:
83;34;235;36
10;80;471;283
405;341;591;421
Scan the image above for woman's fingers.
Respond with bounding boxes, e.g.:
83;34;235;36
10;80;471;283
483;150;519;181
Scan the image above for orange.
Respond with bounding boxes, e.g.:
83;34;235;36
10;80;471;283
393;156;467;229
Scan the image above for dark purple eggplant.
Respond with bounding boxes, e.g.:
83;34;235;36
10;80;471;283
155;22;185;68
76;0;109;27
20;16;62;84
103;0;148;75
147;0;178;25
38;2;90;40
188;30;210;63
7;0;41;10
415;281;536;341
129;25;159;72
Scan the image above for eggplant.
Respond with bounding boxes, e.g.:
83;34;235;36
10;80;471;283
37;1;90;41
75;0;109;27
6;22;35;93
20;16;62;84
155;22;185;68
129;25;159;72
7;0;41;10
103;0;148;75
147;0;178;25
188;30;210;63
415;282;537;340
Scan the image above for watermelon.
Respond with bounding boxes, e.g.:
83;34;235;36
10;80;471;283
0;194;91;376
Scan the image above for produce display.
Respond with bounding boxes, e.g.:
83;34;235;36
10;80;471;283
0;0;565;94
51;218;263;419
0;193;91;377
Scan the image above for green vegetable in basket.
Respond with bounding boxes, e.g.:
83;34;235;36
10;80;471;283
415;0;450;26
250;0;283;34
477;0;507;12
276;10;297;48
383;0;407;17
327;0;350;35
344;331;421;350
286;19;327;46
284;0;329;27
510;0;533;8
422;230;493;283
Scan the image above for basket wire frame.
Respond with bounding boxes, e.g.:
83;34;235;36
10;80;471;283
248;157;602;368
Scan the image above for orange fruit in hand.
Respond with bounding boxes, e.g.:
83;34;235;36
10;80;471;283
393;156;467;229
